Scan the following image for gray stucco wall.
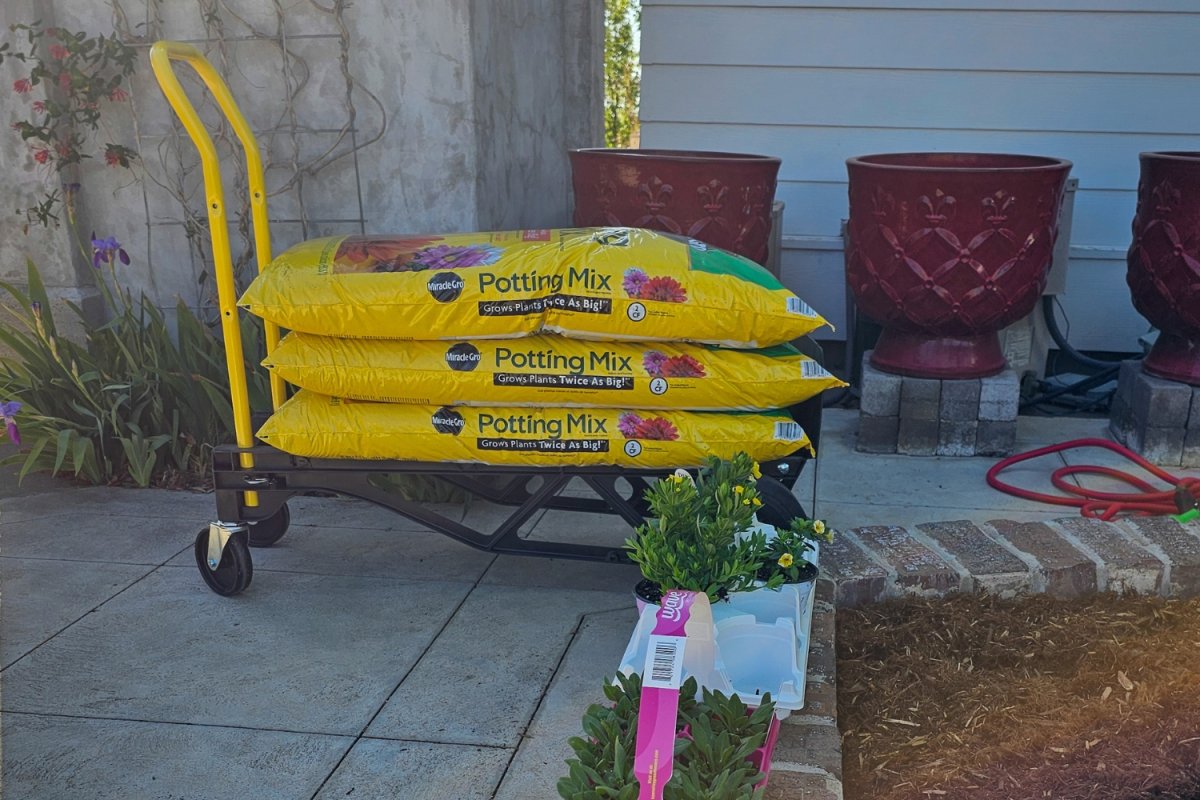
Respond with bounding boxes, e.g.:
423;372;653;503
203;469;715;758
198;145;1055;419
0;0;603;317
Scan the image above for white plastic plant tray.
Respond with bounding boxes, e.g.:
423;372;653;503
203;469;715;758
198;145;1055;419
622;543;819;714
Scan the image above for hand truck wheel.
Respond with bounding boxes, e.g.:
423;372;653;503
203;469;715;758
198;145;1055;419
755;477;808;529
247;503;290;548
194;527;253;596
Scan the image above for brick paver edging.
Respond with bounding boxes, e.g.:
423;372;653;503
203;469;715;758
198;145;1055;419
822;515;1200;607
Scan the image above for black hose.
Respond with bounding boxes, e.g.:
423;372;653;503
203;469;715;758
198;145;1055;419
1019;364;1120;410
1042;295;1136;370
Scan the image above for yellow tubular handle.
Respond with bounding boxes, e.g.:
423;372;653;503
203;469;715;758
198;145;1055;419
150;40;285;507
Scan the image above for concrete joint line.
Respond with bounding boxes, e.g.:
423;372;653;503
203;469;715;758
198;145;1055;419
978;521;1047;593
1046;520;1110;592
768;761;840;778
905;525;974;593
782;714;838;728
1114;519;1173;597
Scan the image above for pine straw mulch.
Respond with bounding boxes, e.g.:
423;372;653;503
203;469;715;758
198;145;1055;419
838;592;1200;800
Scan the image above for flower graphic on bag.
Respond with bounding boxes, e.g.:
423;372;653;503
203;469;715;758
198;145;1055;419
639;275;687;303
642;351;706;378
623;267;649;297
617;412;680;441
334;235;440;272
622;267;687;303
405;243;503;271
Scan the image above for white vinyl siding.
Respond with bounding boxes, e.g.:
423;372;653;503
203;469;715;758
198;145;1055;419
640;1;1200;349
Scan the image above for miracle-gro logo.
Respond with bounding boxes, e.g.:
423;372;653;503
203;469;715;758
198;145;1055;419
431;407;466;435
445;342;482;372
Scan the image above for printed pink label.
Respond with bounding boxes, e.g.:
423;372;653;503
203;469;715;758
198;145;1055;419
634;590;698;800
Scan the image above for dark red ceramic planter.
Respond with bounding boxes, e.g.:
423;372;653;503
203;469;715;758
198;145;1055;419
845;152;1072;378
1128;152;1200;386
569;148;781;266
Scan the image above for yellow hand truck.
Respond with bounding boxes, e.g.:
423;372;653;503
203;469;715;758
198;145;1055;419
149;41;821;596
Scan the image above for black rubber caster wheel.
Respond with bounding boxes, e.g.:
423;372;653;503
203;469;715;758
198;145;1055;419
247;503;290;548
755;477;807;529
195;528;253;596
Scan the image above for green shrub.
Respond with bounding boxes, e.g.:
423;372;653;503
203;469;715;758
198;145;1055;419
0;258;269;487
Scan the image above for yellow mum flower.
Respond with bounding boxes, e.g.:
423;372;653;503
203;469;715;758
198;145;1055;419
734;485;745;494
742;498;751;505
778;553;794;568
752;497;762;507
813;520;826;535
751;462;762;480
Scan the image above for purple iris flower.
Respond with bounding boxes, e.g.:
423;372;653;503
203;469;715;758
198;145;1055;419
91;232;130;268
1;400;20;447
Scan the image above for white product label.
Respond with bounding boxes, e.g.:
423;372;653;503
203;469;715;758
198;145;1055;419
644;634;686;690
774;421;804;442
801;361;827;378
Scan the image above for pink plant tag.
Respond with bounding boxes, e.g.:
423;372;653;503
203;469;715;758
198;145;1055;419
634;589;700;800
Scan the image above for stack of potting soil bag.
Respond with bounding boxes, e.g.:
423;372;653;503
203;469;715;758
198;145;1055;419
242;227;844;467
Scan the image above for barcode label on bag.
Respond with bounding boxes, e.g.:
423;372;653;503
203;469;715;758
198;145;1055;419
643;635;686;690
774;421;804;441
801;361;827;378
787;297;815;316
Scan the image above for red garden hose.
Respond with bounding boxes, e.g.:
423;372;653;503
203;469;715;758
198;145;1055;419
986;438;1200;521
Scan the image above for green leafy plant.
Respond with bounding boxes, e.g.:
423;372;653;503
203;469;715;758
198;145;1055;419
757;517;832;584
558;673;772;800
0;258;270;487
625;453;781;603
1;22;139;228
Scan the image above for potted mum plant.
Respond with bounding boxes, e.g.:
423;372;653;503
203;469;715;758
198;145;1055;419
625;453;783;606
557;673;777;800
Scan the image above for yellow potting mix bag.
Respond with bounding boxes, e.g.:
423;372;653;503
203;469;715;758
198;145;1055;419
264;333;846;411
239;228;827;347
256;391;814;467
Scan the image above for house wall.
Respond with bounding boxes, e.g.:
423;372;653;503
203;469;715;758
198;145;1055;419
640;0;1200;352
0;0;603;319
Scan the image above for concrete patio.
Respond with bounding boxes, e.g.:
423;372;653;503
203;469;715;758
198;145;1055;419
0;408;1187;799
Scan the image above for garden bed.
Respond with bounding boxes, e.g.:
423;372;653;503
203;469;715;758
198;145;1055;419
839;593;1200;800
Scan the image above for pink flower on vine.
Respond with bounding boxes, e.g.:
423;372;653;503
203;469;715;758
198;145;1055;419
13;78;32;94
108;86;129;102
32;100;46;114
32;148;50;165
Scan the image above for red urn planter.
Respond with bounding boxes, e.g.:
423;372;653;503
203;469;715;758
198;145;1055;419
1127;152;1200;386
569;148;781;266
845;153;1073;378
